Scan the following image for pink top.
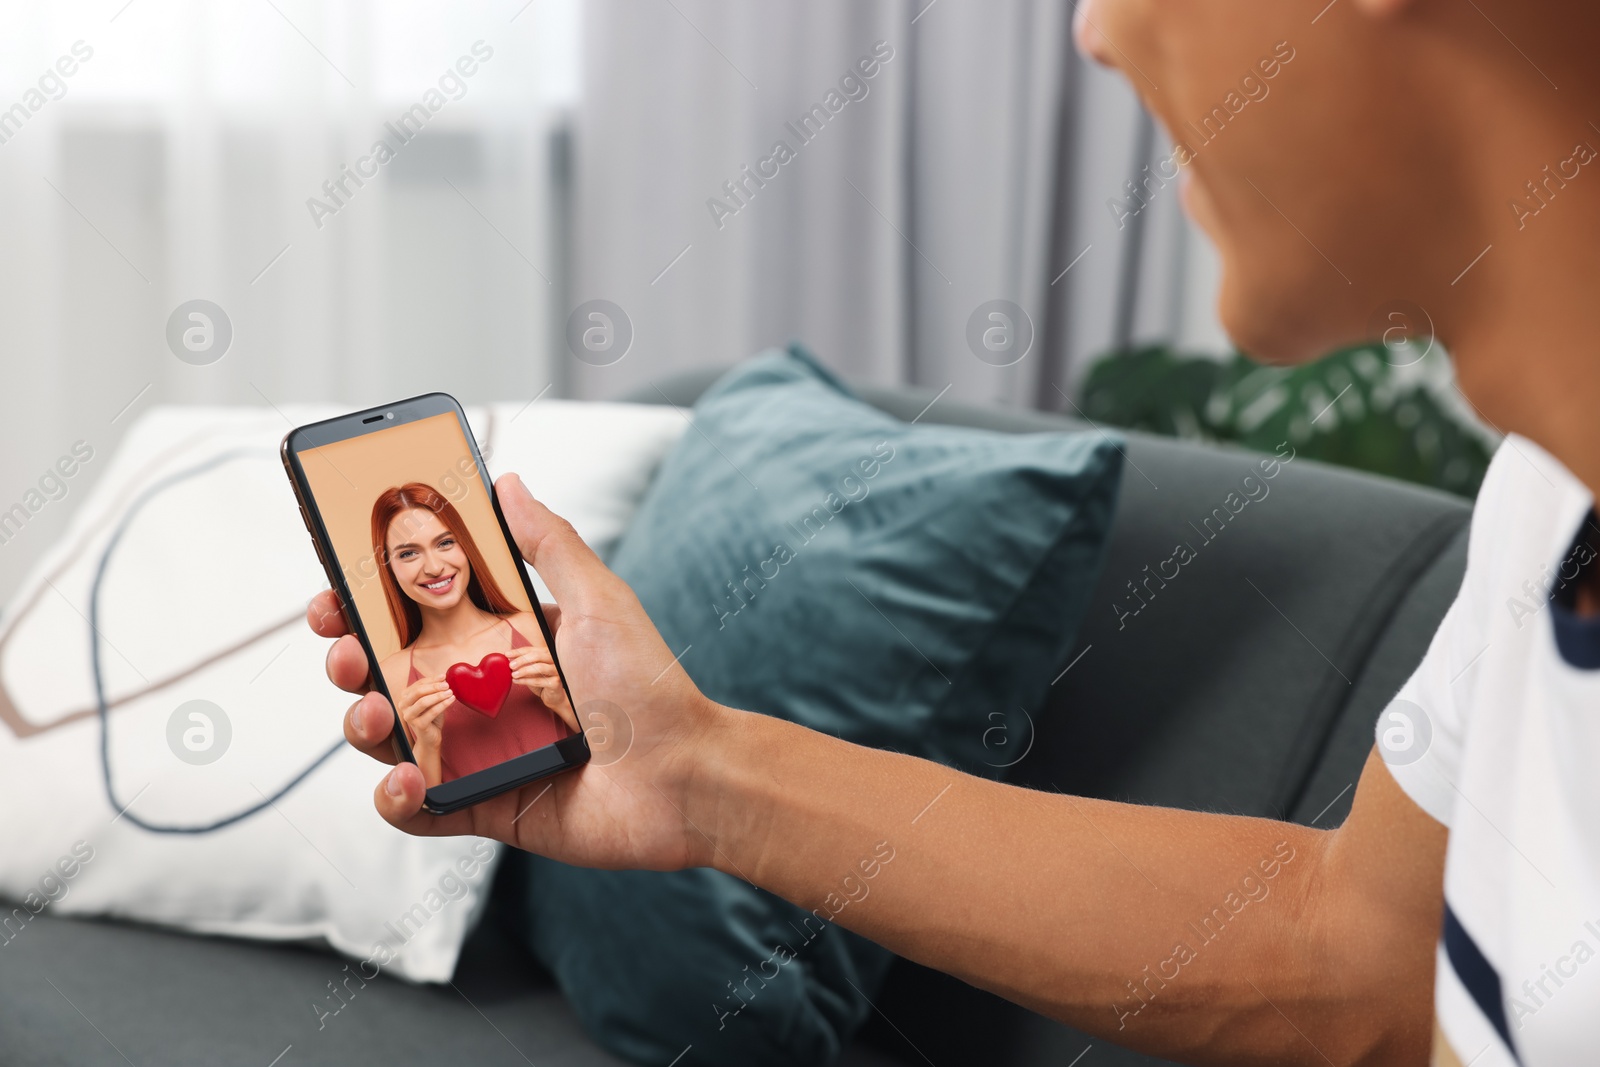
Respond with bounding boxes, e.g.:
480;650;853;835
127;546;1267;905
407;619;572;783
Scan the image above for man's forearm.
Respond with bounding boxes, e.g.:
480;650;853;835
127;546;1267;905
694;708;1413;1065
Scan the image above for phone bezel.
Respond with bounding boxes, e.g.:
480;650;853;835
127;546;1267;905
280;391;589;814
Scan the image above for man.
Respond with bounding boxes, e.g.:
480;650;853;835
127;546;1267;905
310;0;1600;1061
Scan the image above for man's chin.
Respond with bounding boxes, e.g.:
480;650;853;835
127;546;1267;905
1216;279;1341;367
1178;170;1221;247
1178;170;1201;219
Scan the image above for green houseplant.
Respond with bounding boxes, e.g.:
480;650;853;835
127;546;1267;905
1078;343;1494;498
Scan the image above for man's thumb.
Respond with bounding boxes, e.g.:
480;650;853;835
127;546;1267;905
494;473;609;608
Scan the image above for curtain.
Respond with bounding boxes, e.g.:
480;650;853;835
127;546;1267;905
0;0;577;602
566;0;1228;410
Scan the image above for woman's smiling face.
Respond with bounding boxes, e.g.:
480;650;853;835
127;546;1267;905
386;507;471;610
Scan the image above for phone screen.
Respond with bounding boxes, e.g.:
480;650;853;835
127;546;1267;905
295;408;577;792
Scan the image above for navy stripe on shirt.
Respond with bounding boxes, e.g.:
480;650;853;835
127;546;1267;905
1549;512;1600;669
1443;903;1520;1064
1550;602;1600;669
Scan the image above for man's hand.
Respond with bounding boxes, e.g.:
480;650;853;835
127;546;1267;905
306;472;726;872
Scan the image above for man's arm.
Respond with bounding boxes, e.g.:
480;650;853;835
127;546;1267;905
699;725;1446;1066
322;480;1446;1066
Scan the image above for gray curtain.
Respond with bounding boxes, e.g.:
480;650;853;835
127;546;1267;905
564;0;1226;411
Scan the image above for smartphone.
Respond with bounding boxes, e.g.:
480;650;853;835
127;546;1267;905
281;392;589;814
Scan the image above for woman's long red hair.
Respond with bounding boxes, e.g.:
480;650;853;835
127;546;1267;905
371;482;520;648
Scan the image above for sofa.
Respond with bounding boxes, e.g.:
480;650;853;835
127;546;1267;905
0;371;1470;1067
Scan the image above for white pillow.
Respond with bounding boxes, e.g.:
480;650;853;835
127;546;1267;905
0;400;684;982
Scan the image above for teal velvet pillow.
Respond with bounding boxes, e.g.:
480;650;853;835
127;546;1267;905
513;346;1122;1066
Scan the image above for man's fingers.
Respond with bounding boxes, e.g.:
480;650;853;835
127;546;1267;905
307;590;350;638
344;692;399;765
373;763;474;837
325;634;371;694
496;474;613;610
375;763;428;825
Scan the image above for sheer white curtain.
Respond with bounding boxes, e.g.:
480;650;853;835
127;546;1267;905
0;0;577;601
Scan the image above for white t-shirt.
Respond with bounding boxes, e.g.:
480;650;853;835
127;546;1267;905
1379;434;1600;1067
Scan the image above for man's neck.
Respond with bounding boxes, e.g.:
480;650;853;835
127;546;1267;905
1448;195;1600;501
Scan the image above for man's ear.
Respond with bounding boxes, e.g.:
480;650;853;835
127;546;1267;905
1352;0;1414;17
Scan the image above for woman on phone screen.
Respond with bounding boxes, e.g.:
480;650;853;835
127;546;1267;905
371;482;576;787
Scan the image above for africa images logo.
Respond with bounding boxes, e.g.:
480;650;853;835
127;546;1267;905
165;300;233;365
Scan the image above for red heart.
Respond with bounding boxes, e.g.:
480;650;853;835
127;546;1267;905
446;653;513;717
